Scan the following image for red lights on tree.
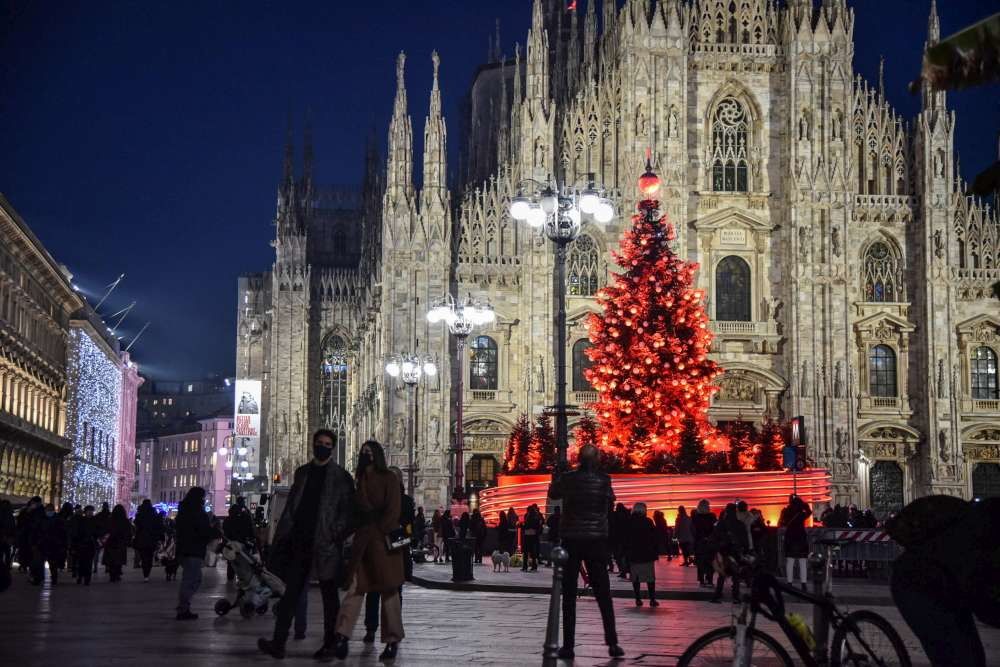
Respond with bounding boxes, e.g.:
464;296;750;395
502;413;532;474
503;413;557;474
584;168;723;471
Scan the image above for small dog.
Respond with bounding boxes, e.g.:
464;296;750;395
491;550;511;573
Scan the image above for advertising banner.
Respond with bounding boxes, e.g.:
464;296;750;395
234;379;262;472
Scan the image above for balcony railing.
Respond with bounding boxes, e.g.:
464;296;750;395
471;390;496;402
714;321;758;334
872;397;899;408
973;399;1000;412
573;391;599;406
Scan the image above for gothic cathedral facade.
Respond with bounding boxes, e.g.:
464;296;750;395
237;0;1000;512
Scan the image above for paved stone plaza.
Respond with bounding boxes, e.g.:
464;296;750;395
3;561;1000;666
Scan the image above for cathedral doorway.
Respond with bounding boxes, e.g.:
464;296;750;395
466;454;498;494
869;461;904;516
972;463;1000;500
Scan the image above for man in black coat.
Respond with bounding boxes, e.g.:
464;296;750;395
174;487;220;620
258;429;356;660
548;445;624;660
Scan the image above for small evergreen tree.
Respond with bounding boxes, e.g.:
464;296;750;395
502;413;533;474
527;414;556;473
721;421;757;471
755;419;784;471
676;416;706;473
569;415;599;465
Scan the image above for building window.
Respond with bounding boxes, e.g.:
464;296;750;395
868;345;898;397
715;255;751;321
572;340;593;391
863;241;902;302
469;335;498;391
710;98;750;192
320;334;349;447
567;235;600;296
971;346;999;399
466;455;498;487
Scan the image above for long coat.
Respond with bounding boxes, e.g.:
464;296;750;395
344;467;403;594
271;461;356;583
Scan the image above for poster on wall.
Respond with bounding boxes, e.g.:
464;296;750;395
234;379;262;471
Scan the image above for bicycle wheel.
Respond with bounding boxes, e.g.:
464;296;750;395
679;626;795;666
831;610;911;667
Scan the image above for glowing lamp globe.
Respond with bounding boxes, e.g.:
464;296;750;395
509;196;531;221
217;447;228;457
401;360;416;374
638;168;661;197
385;361;401;377
594;200;614;224
422;361;437;376
579;188;600;214
237;446;248;456
240;460;249;468
526;205;546;228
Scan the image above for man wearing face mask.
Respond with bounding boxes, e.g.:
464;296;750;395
259;429;357;660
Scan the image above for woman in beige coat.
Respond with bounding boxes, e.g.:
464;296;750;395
333;440;404;661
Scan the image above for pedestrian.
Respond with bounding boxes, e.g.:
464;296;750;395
174;487;220;620
413;507;426;553
23;499;47;584
458;511;470;540
675;505;694;566
522;504;541;571
92;502;111;574
222;502;255;581
692;499;717;587
361;466;414;645
709;503;750;604
611;503;631;578
888;495;1000;667
470;509;487;564
749;508;767;556
16;496;43;578
104;504;131;583
133;499;164;582
431;509;444;562
627;503;659;607
257;429;356;659
506;507;519;556
652;509;671;559
159;516;179;581
496;510;509;554
38;503;68;585
440;509;455;562
331;440;405;662
548;444;624;660
71;505;98;585
0;500;15;573
66;505;84;579
779;495;812;588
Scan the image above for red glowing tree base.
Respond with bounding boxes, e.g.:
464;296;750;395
478;470;831;528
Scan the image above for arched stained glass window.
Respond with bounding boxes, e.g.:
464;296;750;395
863;241;902;302
572;340;593;391
971;346;999;399
715;255;751;321
711;98;750;192
320;334;348;462
568;235;601;296
868;345;897;397
469;335;498;391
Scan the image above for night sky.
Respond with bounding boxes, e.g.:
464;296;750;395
2;0;996;381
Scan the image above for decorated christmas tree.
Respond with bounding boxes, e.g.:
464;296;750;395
721;420;757;471
584;161;723;471
502;413;533;474
526;414;556;473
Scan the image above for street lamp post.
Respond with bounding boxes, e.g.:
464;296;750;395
218;433;253;510
385;353;437;496
509;174;615;468
426;294;495;501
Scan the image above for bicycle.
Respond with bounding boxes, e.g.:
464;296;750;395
679;545;910;666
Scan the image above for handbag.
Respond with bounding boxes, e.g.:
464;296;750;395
385;526;411;553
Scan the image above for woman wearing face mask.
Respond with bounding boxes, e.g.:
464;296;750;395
332;440;405;662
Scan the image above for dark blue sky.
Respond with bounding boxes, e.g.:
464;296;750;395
2;1;996;380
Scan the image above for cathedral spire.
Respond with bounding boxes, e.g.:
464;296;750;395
386;51;414;201
422;51;447;194
583;0;597;75
928;0;940;44
526;0;550;102
282;116;294;194
878;55;885;99
302;110;314;204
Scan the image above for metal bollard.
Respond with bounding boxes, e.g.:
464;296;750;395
542;546;569;665
809;550;829;664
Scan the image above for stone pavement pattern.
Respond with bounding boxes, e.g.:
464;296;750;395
2;563;999;666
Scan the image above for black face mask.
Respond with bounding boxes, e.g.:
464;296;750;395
313;444;333;462
356;452;372;473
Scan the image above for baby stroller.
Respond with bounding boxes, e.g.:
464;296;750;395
213;538;286;619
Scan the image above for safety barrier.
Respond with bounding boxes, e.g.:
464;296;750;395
775;528;904;580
